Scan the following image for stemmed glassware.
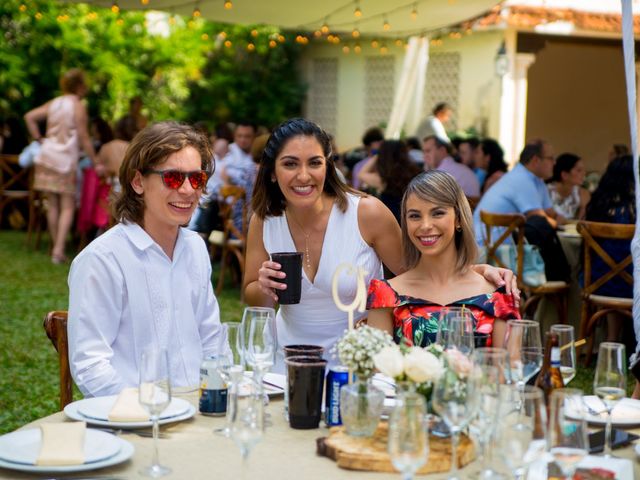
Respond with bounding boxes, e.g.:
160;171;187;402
138;347;172;478
547;388;589;478
432;351;479;480
498;385;547;480
215;322;245;437
388;393;429;480
504;319;543;403
437;307;475;355
469;347;508;480
593;342;627;457
550;324;576;384
242;307;277;427
230;375;264;460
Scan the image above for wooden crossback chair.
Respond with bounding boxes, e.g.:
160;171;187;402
43;310;73;410
209;185;248;294
0;154;45;248
480;211;569;322
577;220;635;365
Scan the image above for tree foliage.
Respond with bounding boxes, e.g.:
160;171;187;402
0;0;306;129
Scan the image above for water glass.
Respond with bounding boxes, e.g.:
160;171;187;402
432;350;479;480
498;385;547;480
437;307;475;355
388;393;429;480
215;322;245;437
547;388;589;478
230;376;264;460
593;342;626;457
550;324;576;384
469;348;508;479
504;320;543;399
138;347;172;478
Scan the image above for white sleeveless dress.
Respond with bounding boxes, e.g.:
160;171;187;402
263;193;383;372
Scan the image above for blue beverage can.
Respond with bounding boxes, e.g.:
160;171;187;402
325;366;349;426
199;356;228;416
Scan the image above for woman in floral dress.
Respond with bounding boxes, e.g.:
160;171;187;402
367;171;520;347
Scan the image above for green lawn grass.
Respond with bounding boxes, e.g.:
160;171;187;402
0;229;627;434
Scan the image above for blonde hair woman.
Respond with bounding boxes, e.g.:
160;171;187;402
367;171;520;347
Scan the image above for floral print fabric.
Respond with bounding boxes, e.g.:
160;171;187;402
366;279;520;347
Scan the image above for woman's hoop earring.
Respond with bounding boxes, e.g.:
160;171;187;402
456;225;462;232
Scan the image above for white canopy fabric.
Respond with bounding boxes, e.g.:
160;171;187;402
69;0;502;35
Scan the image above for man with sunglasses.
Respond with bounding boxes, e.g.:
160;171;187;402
68;122;229;397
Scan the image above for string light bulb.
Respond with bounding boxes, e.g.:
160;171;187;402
35;11;42;20
188;19;195;28
321;20;329;34
224;39;232;47
371;39;379;48
395;38;404;47
383;16;390;31
218;31;227;39
116;17;124;26
354;0;362;18
169;15;176;25
247;42;255;51
313;30;322;37
354;43;361;54
224;0;233;9
278;34;285;43
251;29;258;37
201;33;209;40
19;4;27;12
342;45;350;54
352;28;360;38
141;0;149;4
111;1;119;13
411;4;418;20
192;6;201;17
269;39;277;48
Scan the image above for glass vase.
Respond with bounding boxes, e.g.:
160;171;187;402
340;374;385;437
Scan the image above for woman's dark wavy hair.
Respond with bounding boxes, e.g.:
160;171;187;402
481;138;507;178
586;155;636;222
551;153;581;183
376;140;421;197
252;118;359;218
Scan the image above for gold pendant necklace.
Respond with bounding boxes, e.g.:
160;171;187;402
287;212;313;271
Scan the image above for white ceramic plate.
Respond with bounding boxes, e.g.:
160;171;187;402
240;372;285;396
0;428;120;465
567;395;640;426
65;398;196;428
77;395;190;421
0;436;134;474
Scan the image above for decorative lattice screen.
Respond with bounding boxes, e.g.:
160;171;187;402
364;56;395;129
306;58;338;134
423;52;460;131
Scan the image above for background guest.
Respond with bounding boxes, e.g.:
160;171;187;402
548;153;590;220
480;138;508;193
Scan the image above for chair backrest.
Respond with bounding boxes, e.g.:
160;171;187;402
219;185;248;239
479;210;526;284
577;220;635;297
43;310;72;410
0;154;30;192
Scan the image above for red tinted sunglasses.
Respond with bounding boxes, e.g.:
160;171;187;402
147;169;208;190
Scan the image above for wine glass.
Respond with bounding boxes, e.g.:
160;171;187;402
243;307;276;426
504;319;543;405
550;324;576;384
215;322;245;437
593;342;627;458
548;388;589;478
138;347;172;478
498;385;547;480
388;393;429;480
469;347;508;479
432;350;479;480
230;375;264;460
437;307;475;355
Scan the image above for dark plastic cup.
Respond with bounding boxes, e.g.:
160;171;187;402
474;333;491;348
283;345;324;359
271;252;303;304
285;355;327;429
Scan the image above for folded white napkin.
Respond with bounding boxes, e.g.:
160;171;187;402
108;387;150;422
36;422;86;466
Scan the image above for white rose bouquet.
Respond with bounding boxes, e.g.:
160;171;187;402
336;325;394;378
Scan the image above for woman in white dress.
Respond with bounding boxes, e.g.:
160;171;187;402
243;118;518;370
547;153;590;220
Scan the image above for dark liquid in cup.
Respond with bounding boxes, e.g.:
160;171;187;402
285;356;327;429
283;345;324;359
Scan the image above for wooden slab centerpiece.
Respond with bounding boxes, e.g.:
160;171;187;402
317;422;475;474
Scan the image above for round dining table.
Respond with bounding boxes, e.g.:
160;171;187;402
1;392;638;479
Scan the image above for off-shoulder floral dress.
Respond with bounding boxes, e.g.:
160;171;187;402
366;279;520;347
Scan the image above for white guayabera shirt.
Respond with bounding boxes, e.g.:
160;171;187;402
68;222;226;397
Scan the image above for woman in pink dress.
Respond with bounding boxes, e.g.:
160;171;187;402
24;69;96;263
